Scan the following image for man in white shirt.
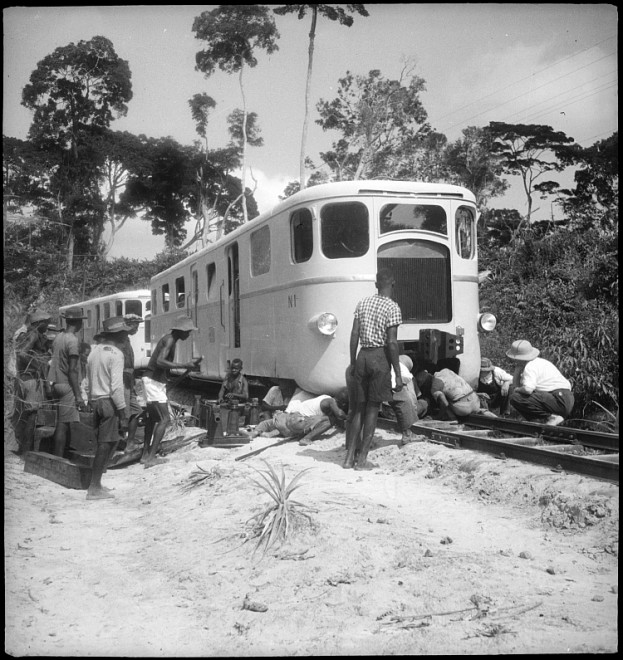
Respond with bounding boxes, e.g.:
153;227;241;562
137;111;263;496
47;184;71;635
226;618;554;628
506;340;574;426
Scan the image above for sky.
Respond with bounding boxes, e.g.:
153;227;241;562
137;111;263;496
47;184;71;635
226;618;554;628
3;4;618;260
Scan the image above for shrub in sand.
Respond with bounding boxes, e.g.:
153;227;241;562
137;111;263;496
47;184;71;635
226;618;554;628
246;460;315;555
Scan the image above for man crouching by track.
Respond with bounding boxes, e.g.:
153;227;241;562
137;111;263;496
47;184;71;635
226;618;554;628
141;317;202;468
85;317;131;500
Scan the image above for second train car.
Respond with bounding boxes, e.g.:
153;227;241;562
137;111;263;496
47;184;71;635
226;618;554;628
148;180;496;394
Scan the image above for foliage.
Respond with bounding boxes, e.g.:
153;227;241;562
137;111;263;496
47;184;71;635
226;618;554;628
246;460;314;555
478;223;619;419
315;66;430;180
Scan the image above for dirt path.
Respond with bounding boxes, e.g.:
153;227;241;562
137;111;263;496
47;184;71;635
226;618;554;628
4;426;618;656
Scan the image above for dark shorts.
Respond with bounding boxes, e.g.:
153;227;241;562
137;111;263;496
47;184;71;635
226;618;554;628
92;398;121;445
146;401;171;424
353;347;392;405
52;383;80;424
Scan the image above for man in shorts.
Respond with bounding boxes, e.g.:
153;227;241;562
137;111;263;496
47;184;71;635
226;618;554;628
344;268;403;470
48;307;87;457
141;316;201;468
117;313;144;453
86;316;131;500
13;309;52;454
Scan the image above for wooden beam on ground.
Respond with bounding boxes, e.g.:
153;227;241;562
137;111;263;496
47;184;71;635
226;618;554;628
24;451;92;490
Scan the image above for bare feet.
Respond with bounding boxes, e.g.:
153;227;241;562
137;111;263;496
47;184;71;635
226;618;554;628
143;457;167;469
86;487;115;500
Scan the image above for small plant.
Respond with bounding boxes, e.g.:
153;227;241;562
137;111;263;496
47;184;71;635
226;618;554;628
181;464;222;493
246;460;314;556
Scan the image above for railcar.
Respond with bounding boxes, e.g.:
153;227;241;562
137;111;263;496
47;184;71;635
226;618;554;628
149;180;496;394
59;290;152;369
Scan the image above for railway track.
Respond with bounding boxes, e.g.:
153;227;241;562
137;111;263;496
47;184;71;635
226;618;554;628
390;414;619;483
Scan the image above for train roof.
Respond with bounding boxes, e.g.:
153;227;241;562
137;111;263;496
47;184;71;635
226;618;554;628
59;289;151;309
151;179;477;281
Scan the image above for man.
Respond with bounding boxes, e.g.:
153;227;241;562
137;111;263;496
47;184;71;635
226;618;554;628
86;316;131;500
218;358;249;403
48;307;87;457
344;268;403;470
13;309;52;454
477;357;513;416
506;339;574;426
259;378;296;421
390;355;427;446
427;364;481;420
250;389;347;445
117;313;144;452
141;316;202;468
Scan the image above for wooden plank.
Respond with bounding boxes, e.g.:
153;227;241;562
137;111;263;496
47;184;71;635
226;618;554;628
24;451;92;490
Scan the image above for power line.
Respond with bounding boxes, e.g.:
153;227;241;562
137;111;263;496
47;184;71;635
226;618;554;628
433;33;617;124
438;51;616;133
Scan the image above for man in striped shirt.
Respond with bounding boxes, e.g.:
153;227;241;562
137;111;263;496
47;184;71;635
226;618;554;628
86;316;131;500
344;268;404;470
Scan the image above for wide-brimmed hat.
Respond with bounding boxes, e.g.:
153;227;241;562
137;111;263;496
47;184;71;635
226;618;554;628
124;313;143;324
102;316;132;334
61;308;87;320
480;357;494;372
399;355;413;371
506;340;540;361
171;316;198;332
30;309;52;323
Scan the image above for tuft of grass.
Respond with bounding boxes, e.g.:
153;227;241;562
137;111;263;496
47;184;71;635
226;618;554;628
181;464;222;493
246;460;315;556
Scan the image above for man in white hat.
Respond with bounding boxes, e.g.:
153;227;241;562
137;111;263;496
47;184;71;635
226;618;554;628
12;309;52;454
86;316;131;499
49;307;87;457
141;316;202;468
506;339;574;426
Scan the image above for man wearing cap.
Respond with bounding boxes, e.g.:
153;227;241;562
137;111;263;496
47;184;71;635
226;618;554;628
48;307;87;457
117;314;144;453
506;340;574;426
141;316;202;468
86;316;131;499
477;357;513;416
12;309;52;454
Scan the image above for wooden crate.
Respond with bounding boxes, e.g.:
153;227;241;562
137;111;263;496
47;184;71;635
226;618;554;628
24;451;92;490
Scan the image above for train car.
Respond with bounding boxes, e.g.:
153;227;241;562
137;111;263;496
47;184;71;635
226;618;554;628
59;290;152;369
149;180;496;394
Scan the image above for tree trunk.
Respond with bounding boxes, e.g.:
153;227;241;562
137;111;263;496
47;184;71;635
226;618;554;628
239;63;248;224
300;8;318;189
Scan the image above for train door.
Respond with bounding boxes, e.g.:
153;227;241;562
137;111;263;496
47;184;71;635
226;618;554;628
189;264;200;359
227;243;241;350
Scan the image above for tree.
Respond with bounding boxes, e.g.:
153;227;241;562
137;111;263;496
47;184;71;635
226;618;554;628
188;93;217;152
487;122;574;227
193;5;279;223
273;4;368;188
315;66;430;180
444;126;508;211
21;36;132;269
558;132;618;232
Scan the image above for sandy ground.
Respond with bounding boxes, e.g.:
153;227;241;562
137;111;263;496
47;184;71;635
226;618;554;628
4;423;619;657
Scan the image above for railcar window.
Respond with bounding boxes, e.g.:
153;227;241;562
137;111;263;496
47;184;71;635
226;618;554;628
207;263;216;300
115;301;123;316
251;225;271;276
291;208;313;263
145;300;151;312
380;204;447;236
455;206;475;259
175;276;186;308
103;303;111;319
321;202;369;259
86;310;92;328
126;300;142;317
162;284;170;312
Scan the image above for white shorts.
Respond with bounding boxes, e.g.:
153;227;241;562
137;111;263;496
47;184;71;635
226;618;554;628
141;376;168;404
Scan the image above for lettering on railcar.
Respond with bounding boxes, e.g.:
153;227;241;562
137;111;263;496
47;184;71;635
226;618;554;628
288;294;297;308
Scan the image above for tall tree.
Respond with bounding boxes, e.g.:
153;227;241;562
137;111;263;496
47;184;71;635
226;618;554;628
21;36;132;269
315;66;430;180
273;4;368;188
444;126;508;212
193;5;279;223
487;122;574;227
